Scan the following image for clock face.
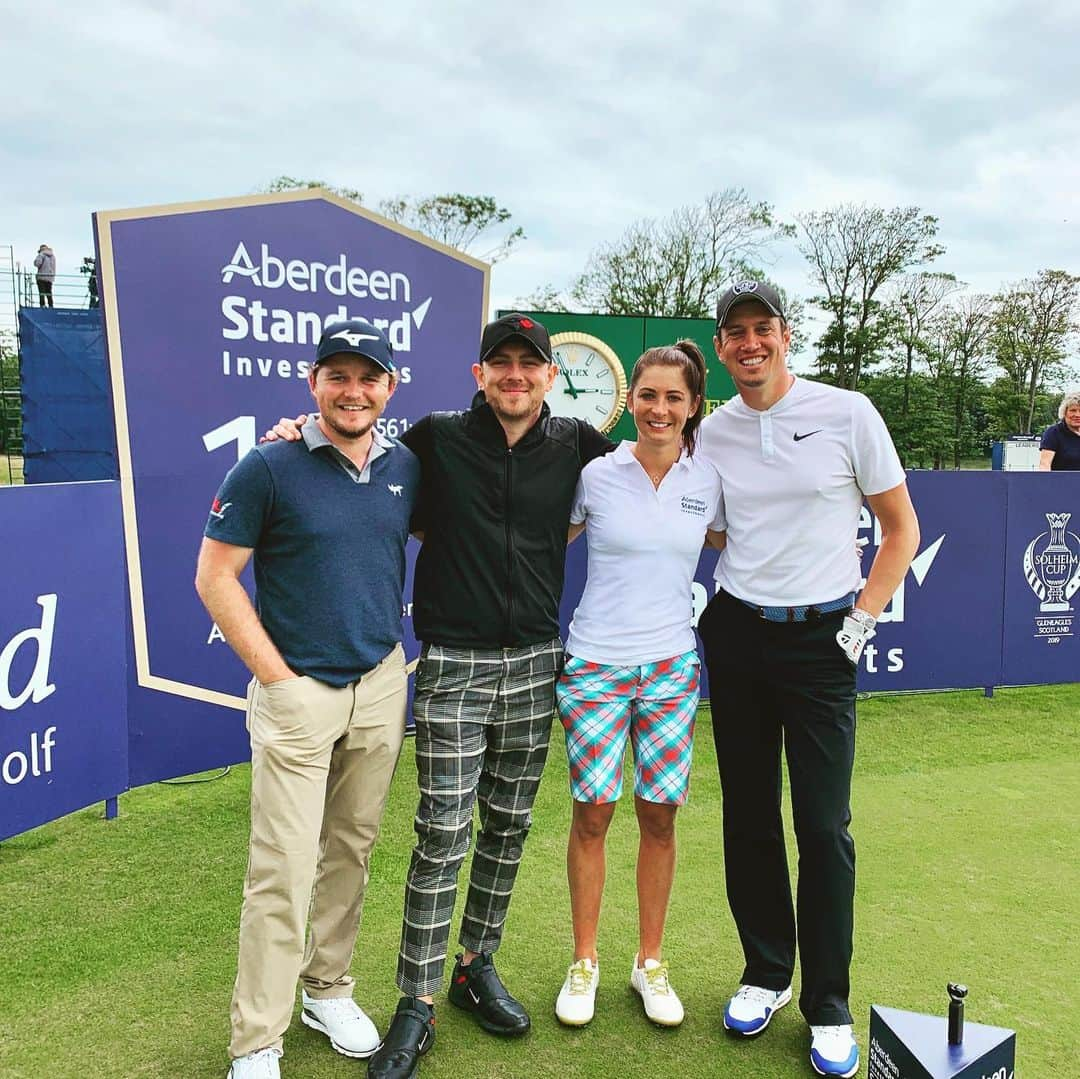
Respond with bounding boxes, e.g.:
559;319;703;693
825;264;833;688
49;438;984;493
547;332;627;433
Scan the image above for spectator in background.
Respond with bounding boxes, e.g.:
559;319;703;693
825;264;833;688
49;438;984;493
1038;390;1080;471
83;256;100;308
34;244;55;308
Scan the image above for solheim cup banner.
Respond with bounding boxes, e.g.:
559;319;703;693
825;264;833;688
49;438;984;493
95;191;488;783
1001;472;1080;685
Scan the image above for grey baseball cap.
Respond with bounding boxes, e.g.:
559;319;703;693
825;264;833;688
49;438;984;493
715;281;786;331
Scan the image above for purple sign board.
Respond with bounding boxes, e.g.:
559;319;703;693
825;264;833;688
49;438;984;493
0;482;127;840
852;471;1007;692
95;192;488;783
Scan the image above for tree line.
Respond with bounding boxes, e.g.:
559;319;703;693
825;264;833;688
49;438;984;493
266;178;1078;466
529;196;1078;468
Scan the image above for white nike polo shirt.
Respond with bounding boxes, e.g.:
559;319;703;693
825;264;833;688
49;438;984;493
696;377;905;608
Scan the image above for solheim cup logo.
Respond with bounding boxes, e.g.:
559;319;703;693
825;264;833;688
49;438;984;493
1023;512;1080;612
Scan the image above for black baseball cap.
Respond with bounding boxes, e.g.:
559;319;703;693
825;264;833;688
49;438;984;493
315;319;395;374
479;313;553;364
715;281;786;332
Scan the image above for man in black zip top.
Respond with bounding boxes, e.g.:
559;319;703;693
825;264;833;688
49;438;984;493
369;313;612;1078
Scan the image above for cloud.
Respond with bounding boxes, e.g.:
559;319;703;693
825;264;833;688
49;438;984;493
1;0;1074;317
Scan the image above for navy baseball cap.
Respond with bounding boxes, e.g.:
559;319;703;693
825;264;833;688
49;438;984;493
715;281;786;332
479;313;554;364
315;319;395;374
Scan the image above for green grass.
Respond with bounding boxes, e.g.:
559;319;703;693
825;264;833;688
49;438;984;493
0;453;24;484
1;685;1076;1078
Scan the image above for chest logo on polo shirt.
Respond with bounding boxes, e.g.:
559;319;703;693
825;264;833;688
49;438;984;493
387;484;404;496
793;430;822;442
680;496;707;517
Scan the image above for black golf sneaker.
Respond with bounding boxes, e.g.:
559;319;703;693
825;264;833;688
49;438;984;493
447;952;530;1036
367;997;435;1079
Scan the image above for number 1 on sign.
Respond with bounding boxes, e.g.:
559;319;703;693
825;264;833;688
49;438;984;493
202;416;256;464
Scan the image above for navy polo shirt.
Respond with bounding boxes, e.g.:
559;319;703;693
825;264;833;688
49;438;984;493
204;422;419;685
1040;421;1080;471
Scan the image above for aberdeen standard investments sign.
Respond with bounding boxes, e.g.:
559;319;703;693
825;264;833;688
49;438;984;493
96;190;489;710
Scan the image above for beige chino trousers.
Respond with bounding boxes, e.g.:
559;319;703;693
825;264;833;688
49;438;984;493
230;644;407;1058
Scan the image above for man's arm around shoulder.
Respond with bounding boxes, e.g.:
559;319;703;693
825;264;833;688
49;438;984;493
195;537;295;684
576;419;617;465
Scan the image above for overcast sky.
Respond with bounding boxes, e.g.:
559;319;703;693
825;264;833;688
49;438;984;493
3;0;1077;352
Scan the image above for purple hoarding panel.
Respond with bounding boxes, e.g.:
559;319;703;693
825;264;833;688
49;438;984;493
1001;471;1080;686
855;472;1006;691
0;482;127;840
96;193;487;784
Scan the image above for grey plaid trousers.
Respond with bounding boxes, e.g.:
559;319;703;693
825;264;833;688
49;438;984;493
396;639;562;997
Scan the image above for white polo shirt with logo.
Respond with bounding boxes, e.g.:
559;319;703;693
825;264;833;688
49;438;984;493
697;377;905;608
565;441;724;665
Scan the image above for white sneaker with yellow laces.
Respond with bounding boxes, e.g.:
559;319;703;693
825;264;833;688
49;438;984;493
630;957;684;1027
555;957;599;1025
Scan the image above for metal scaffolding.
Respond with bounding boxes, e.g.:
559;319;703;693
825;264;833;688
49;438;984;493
0;247;100;484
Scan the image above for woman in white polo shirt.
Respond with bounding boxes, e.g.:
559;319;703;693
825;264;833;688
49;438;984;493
553;341;724;1031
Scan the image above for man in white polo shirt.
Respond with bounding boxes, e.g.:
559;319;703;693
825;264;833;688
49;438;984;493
696;282;920;1078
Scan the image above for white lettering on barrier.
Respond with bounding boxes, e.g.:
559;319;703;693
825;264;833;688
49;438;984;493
221;298;423;354
220;350;413;385
2;726;56;785
0;594;58;710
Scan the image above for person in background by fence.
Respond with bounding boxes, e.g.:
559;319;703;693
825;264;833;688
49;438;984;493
1038;390;1080;471
33;244;55;308
82;256;100;308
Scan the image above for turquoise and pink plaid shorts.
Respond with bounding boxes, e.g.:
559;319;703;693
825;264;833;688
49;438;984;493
555;650;700;806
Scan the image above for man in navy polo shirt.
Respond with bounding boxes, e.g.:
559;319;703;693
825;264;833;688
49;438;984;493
196;321;419;1079
697;283;920;1078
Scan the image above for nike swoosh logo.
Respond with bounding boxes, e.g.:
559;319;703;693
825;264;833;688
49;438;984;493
793;430;822;441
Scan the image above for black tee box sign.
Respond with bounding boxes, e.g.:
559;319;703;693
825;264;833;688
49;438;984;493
869;1006;1015;1079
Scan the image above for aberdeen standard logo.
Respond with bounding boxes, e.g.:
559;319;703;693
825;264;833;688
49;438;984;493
1023;511;1080;645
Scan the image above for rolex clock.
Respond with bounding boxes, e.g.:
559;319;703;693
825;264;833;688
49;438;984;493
548;332;627;433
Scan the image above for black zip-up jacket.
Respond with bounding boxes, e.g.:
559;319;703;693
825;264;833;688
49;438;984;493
402;393;613;649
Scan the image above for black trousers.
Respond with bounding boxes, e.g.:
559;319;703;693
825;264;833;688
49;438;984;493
698;587;856;1025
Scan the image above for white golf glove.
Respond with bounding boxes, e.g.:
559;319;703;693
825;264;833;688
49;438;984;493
836;608;876;665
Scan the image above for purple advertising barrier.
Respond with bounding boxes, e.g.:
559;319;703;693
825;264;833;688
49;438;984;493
94;192;488;785
854;471;1006;692
1000;471;1080;686
0;482;128;840
561;471;1008;697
